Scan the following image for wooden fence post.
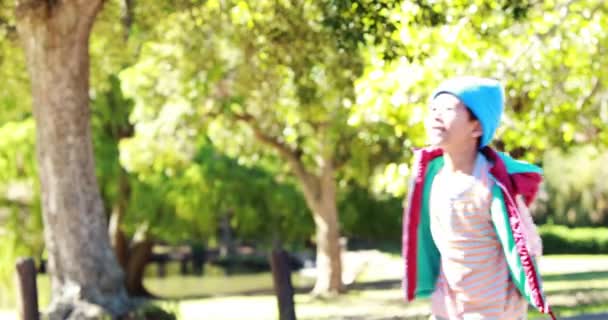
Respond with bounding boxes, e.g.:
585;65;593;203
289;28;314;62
15;257;39;320
270;249;296;320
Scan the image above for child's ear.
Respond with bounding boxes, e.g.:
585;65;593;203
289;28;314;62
472;121;483;138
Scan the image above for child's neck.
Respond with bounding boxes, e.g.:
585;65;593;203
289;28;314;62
442;144;479;175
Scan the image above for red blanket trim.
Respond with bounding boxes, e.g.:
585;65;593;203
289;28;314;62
482;147;552;316
403;148;442;300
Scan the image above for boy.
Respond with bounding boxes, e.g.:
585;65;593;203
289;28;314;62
402;77;554;320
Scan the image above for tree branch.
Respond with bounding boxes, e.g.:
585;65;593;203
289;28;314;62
237;112;324;201
333;130;358;170
509;0;608;69
576;76;601;111
121;0;134;41
203;108;321;198
504;0;578;75
15;0;47;21
0;17;17;41
15;0;104;41
232;112;302;167
77;0;105;36
0;197;32;208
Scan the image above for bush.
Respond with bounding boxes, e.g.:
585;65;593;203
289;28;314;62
123;302;177;320
539;225;608;255
536;146;608;226
339;184;403;243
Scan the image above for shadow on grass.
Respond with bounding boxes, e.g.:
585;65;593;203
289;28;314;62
560;313;608;320
542;304;608;320
347;279;401;291
153;274;608;300
153;279;406;302
154;285;315;301
532;273;608;320
313;316;427;320
545;287;608;296
542;271;608;282
154;278;408;301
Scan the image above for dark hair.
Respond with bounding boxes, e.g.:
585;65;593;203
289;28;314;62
464;105;482;147
465;106;478;121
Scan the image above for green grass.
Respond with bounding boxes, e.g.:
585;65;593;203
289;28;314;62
2;254;608;319
152;254;608;320
145;272;315;299
0;274;51;310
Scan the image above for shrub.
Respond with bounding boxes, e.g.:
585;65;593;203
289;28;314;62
539;225;608;255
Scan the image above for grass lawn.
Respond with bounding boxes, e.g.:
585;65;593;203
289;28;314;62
150;253;608;320
2;253;608;319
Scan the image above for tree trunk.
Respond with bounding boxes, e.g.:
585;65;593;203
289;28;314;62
124;239;153;297
298;162;343;295
109;168;130;270
108;167;152;296
219;210;235;258
243;107;343;295
15;1;130;318
110;221;153;297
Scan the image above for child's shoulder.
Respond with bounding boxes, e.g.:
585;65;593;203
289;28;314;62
494;152;543;175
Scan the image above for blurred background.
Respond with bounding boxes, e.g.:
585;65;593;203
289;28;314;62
1;0;608;319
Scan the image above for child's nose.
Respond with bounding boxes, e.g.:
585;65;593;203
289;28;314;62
425;114;442;128
429;110;443;123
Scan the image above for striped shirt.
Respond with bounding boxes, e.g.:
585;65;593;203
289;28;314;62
429;154;527;319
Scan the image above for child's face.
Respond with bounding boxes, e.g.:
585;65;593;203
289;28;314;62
425;93;482;150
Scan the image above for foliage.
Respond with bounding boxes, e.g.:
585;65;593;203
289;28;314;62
124;302;178;320
121;139;314;247
118;1;409;292
91;72;312;246
363;0;608;197
118;0;408;185
539;225;608;255
339;183;402;242
0;119;42;301
321;0;403;60
0;2;30;124
535;146;608;226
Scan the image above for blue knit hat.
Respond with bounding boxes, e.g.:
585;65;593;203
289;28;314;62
432;76;504;147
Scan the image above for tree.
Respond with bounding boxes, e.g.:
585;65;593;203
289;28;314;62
3;0;205;302
14;0;129;317
119;0;405;295
3;0;223;300
357;0;608;197
90;0;212;297
92;74;157;297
